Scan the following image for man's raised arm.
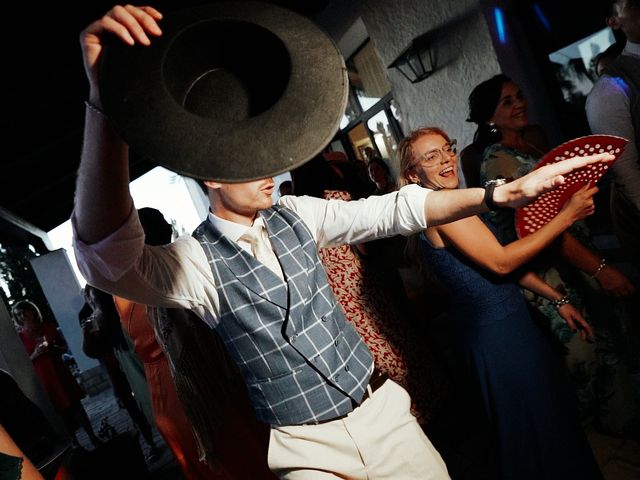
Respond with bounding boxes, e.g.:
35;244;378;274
74;5;163;244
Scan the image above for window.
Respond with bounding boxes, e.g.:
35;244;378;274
548;27;615;103
547;27;616;139
335;40;403;167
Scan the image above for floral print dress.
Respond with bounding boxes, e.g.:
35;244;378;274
480;143;639;435
318;189;447;426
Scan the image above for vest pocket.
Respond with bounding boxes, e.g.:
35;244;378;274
248;364;351;425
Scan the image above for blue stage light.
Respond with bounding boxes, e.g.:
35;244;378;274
494;7;506;44
533;4;552;31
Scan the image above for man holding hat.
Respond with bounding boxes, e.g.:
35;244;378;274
73;4;613;478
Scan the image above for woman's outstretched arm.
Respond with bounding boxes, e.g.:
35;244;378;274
434;184;598;275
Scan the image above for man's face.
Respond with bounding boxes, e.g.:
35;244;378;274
205;178;275;224
610;0;640;41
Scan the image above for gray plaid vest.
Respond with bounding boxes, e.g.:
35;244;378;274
192;205;373;425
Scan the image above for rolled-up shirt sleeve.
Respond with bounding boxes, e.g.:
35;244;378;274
278;184;430;248
71;184;429;322
72;208;146;283
71;208;220;324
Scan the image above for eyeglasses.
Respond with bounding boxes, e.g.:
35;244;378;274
414;139;457;168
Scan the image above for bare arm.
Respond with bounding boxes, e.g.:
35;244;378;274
423;188;486;227
0;425;44;480
74;5;163;244
518;272;593;341
424;152;613;226
435;184;597;275
557;232;635;296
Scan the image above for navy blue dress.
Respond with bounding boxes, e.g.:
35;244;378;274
419;232;603;480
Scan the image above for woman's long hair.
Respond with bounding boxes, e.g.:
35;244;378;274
397;126;452;284
467;73;511;154
11;300;43;327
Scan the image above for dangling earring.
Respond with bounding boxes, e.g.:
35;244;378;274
488;122;498;135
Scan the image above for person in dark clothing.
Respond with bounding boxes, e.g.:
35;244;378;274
79;286;161;462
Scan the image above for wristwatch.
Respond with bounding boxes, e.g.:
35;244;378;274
483;178;507;211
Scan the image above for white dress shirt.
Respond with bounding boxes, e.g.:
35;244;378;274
72;185;429;328
237;217;284;278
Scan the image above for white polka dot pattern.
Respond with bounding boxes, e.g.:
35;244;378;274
515;134;628;238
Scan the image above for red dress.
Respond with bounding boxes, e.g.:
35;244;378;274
113;296;275;479
19;323;85;412
318;190;446;425
113;296;223;479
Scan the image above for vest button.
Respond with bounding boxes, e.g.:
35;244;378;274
334;339;339;347
344;365;350;372
334;374;340;382
290;334;297;343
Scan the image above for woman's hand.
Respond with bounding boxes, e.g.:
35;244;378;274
80;5;163;106
30;340;49;361
494;152;614;208
558;183;598;224
557;304;594;341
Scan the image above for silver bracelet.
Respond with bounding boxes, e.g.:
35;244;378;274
84;100;107;118
591;258;606;279
550;295;571;310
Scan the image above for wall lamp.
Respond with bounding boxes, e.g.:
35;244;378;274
388;33;435;83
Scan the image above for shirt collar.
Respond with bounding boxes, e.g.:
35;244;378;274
624;40;640;58
207;212;264;243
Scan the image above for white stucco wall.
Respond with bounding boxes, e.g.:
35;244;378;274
321;0;501;184
317;0;566;186
363;1;500;177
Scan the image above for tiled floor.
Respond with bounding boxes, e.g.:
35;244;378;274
75;387;184;479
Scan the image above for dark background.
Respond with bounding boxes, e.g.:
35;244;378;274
1;0;614;235
2;1;334;235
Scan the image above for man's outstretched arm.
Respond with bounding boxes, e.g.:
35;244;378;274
423;152;614;226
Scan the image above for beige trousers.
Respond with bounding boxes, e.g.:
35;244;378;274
267;380;450;479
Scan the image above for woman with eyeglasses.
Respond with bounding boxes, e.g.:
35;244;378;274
468;74;640;437
400;126;604;480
